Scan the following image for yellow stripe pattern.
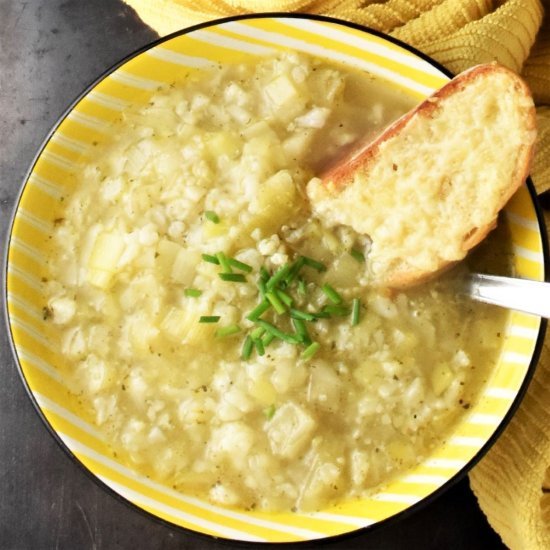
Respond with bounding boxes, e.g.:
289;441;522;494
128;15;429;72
5;16;545;543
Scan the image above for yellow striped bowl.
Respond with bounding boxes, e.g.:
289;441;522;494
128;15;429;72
5;14;547;543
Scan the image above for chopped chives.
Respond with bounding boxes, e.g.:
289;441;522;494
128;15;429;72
286;256;306;284
292;318;311;345
266;291;287;315
350;247;365;262
301;341;320;360
241;335;253;360
202;253;219;264
263;404;276;420
301;255;326;272
257;319;301;344
262;332;275;347
266;264;291;291
184;288;202;298
312;309;332;319
251;326;266;340
290;308;316;321
322;304;350;316
246;299;271;321
297;279;307;296
199;315;220;323
216;252;233;273
258;278;267;296
322;283;343;304
259;266;270;282
204;210;220;223
351;298;361;326
218;272;247;283
274;288;293;307
227;257;253;273
254;337;265;356
216;324;241;337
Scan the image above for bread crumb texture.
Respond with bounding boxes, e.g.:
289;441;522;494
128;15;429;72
308;65;536;287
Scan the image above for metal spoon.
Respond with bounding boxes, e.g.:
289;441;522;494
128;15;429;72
461;273;550;318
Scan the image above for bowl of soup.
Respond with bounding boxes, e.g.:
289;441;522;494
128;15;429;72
5;13;547;543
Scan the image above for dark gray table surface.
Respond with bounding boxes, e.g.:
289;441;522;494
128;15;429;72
0;1;509;548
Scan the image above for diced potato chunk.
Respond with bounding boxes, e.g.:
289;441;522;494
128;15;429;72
247;170;298;235
248;376;278;407
156;239;183;275
206;131;241;160
160;306;214;345
264;74;299;107
298;460;341;511
267;402;315;459
87;231;126;289
171;248;201;285
307;363;341;408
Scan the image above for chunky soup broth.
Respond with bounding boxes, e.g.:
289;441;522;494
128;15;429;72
42;52;511;512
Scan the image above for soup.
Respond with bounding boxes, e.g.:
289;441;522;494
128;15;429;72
41;52;510;512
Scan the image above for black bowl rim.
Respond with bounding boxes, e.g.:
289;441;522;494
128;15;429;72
3;11;548;547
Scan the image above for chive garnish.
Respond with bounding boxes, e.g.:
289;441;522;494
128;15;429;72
204;247;358;358
351;298;361;326
255;337;265;356
227;257;253;273
216;252;233;273
266;291;287;315
262;332;275;347
290;308;316;321
218;272;247;283
216;324;241;337
292;318;311;345
266;264;291;291
275;288;293;307
286;256;306;284
258;278;267;296
199;315;220;323
184;288;202;298
205;210;220;223
312;309;331;319
350;248;365;262
251;326;266;340
256;319;301;344
301;255;326;272
322;305;350;316
322;283;343;304
301;341;320;360
202;253;219;264
246;299;271;321
241;335;253;360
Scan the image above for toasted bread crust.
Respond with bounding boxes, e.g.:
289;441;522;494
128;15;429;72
312;63;537;288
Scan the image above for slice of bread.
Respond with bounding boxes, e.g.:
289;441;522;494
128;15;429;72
307;63;537;288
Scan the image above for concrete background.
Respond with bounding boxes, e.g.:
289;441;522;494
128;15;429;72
0;1;506;548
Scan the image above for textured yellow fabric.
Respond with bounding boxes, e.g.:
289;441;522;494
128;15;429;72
124;1;550;547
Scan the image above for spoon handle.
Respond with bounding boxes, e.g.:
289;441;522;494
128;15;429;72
463;273;550;319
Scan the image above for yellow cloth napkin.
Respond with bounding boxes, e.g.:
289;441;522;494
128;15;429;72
124;1;550;547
